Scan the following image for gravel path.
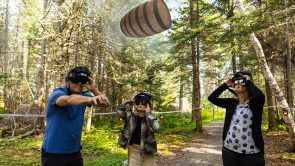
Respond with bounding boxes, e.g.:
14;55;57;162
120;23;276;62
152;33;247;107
157;121;224;166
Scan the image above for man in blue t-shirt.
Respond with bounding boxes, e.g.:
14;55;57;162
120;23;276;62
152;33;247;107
41;66;110;166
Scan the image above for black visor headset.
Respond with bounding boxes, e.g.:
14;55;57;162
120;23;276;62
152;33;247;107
233;71;252;85
134;92;152;107
66;67;91;84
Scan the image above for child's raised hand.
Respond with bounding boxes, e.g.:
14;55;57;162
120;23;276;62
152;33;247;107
145;104;151;113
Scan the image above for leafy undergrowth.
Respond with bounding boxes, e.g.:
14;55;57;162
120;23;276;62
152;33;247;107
0;110;223;165
82;127;127;166
264;131;295;166
0;136;42;166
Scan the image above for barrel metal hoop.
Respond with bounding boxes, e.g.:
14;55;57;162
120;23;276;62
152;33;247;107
124;13;134;37
135;6;149;36
143;1;157;34
128;10;141;37
120;19;129;36
153;0;169;30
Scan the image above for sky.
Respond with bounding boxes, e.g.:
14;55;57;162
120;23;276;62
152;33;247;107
166;0;184;19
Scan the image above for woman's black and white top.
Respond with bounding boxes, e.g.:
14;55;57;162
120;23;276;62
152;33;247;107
208;81;265;154
224;101;260;154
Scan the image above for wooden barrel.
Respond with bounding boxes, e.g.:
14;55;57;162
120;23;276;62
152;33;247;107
120;0;172;38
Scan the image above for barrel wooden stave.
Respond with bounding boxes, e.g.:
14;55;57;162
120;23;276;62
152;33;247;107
120;0;171;38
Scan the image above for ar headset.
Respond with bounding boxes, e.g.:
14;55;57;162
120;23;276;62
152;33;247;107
65;66;91;84
65;67;92;94
134;92;153;109
232;71;252;85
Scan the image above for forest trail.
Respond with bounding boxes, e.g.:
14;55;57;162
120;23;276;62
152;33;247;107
157;121;224;166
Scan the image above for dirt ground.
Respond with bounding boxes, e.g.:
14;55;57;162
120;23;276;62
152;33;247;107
157;121;295;166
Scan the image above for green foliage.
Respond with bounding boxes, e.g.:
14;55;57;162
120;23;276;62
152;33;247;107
202;109;225;124
85;155;127;166
82;128;125;157
261;107;288;132
156;113;198;144
158;113;195;132
0;106;4;114
261;123;287;132
26;24;42;41
91;117;122;131
0;73;10;81
201;99;225;123
0;136;42;165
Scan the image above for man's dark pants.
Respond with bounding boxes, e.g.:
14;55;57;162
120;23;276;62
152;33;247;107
41;149;83;166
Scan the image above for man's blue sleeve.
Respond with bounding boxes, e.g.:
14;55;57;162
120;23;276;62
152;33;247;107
82;92;94;97
49;90;68;107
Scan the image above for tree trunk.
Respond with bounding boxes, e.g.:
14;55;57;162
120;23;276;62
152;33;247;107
237;0;295;151
232;54;237;74
265;78;278;131
228;1;236;74
284;0;294;109
238;40;244;70
190;0;202;131
105;67;110;106
179;76;184;111
118;83;123;105
96;46;102;90
22;40;30;81
13;3;21;75
85;27;98;132
36;0;48;130
3;0;10;110
99;46;105;93
74;19;82;65
196;37;202;131
111;78;117;112
96;18;103;92
85;107;93;133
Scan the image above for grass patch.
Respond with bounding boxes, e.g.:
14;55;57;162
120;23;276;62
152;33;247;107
85;154;127;166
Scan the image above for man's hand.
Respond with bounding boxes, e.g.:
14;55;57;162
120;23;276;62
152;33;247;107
83;76;103;95
88;94;110;107
83;76;96;91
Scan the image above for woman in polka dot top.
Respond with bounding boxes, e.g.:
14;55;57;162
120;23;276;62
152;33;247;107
208;71;265;166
